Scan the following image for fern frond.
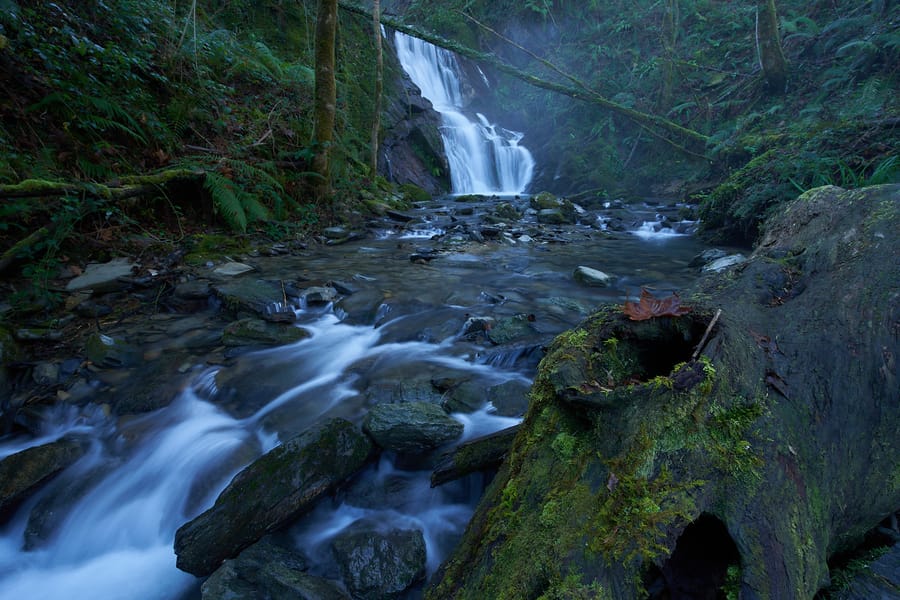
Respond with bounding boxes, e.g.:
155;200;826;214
204;171;247;231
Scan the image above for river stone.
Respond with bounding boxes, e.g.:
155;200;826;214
0;437;86;519
85;332;141;368
486;379;532;417
363;402;464;453
486;314;539;345
174;418;374;576
702;253;747;272
202;537;350;600
65;257;133;293
222;318;311;347
573;265;614;287
174;280;211;299
330;519;426;600
439;379;487;414
212;278;284;316
213;261;256;277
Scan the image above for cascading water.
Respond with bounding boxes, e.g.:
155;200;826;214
394;32;535;196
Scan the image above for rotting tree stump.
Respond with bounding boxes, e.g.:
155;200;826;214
427;185;900;599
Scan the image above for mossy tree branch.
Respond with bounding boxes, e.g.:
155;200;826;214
338;1;710;154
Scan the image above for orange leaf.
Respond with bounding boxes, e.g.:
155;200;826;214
623;288;691;321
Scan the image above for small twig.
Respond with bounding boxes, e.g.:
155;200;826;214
692;308;722;361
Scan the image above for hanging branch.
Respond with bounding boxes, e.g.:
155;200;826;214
337;1;709;154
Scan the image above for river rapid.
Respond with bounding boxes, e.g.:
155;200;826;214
0;195;718;599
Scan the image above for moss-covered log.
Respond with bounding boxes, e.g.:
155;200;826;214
0;169;204;200
338;1;709;153
428;184;900;599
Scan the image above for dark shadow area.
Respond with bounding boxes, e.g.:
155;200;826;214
645;513;741;600
627;316;708;380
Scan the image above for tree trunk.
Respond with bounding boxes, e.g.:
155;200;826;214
756;0;788;93
337;1;709;154
311;0;338;201
427;184;900;599
370;0;383;179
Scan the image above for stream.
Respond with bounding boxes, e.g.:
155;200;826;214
0;194;716;600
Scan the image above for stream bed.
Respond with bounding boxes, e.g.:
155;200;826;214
0;195;722;599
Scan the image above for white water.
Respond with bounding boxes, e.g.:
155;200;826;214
0;311;526;600
394;32;535;196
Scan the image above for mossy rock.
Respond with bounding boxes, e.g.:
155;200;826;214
429;184;900;599
221;318;310;347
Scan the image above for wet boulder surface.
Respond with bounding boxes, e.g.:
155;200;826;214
427;185;900;599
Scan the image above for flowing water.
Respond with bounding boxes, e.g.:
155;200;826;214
394;32;535;195
0;194;714;600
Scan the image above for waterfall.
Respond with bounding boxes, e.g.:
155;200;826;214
394;32;535;196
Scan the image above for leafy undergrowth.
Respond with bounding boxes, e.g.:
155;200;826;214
0;0;412;316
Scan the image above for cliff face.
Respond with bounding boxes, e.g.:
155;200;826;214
428;184;900;599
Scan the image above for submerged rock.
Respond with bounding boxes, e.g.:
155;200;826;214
363;402;463;453
221;318;310;347
573;265;615;287
331;519;427;600
174;418;374;577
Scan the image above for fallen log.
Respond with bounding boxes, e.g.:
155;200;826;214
431;425;520;487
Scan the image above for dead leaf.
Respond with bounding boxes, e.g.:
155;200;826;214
623;288;691;321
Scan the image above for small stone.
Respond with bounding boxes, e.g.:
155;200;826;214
213;262;255;277
702;254;747;273
574;265;615;287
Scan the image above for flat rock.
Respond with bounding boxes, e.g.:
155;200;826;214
213;262;256;277
222;318;310;347
65;258;134;293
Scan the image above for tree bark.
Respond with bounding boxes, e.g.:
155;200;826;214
370;0;383;178
427;184;900;599
311;0;339;201
756;0;788;93
337;1;709;153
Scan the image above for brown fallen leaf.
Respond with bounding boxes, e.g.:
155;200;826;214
623;288;691;321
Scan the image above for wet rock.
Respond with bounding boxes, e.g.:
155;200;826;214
835;543;900;599
493;202;522;221
689;248;728;268
174;418;374;577
222;318;311;347
331;519;426;600
213;262;256;277
74;299;113;318
174;280;211;299
536;208;572;225
300;286;339;305
702;253;747;273
486;379;532;417
438;379;486;414
363;402;463;453
0;437;86;520
486;314;538;345
32;362;60;386
65;258;134;294
202;537;350;600
85;332;141;368
212;278;284;317
573;265;615;287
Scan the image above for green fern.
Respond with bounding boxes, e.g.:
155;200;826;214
204;171;247;231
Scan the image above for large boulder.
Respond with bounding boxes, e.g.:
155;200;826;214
174;418;374;576
363;402;464;453
331;519;427;599
428;185;900;599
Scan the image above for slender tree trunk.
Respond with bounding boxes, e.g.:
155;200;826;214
756;0;788;93
660;0;679;107
370;0;383;179
311;0;338;201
